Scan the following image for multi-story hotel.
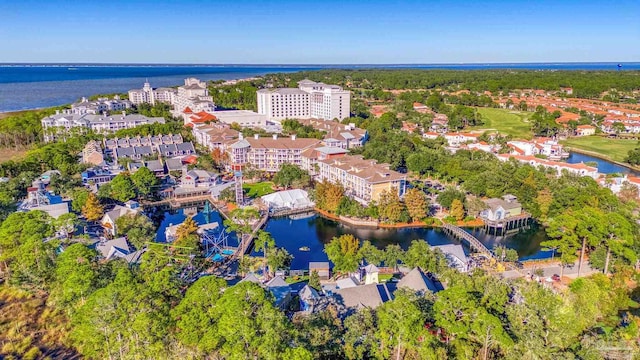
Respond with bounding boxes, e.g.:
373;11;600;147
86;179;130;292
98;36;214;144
41;110;165;142
173;78;216;114
315;154;407;204
257;80;350;121
229;134;321;172
128;80;176;105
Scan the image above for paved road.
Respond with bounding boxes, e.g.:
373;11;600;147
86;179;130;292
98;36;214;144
502;260;599;280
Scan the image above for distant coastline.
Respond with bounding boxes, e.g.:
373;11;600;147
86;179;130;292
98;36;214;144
1;63;639;113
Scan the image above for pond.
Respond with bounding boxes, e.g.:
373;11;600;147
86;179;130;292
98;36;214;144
151;205;550;270
252;214;550;270
566;152;639;175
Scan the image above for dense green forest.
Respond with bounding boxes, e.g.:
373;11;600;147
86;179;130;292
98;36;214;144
265;69;640;98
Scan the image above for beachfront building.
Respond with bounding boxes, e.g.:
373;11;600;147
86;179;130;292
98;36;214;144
229;134;321;172
128;80;177;105
257;80;350;121
174;78;215;115
71;96;132;115
315;154;407;204
41;110;165;142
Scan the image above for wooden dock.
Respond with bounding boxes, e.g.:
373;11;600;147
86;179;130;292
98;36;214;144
269;206;316;218
442;223;494;258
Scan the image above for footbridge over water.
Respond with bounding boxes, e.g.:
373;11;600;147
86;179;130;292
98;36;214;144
442;223;494;259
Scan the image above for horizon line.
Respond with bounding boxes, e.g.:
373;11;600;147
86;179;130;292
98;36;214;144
1;61;638;66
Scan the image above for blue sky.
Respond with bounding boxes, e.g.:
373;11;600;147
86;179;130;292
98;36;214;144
1;0;638;64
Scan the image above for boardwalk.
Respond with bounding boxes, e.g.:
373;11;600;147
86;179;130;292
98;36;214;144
144;194;213;209
442;223;494;258
233;212;270;257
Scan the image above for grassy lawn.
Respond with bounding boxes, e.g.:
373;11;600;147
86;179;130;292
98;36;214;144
471;107;533;139
243;181;275;198
560;136;638;163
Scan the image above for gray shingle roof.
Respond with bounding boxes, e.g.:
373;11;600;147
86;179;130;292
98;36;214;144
395;268;442;294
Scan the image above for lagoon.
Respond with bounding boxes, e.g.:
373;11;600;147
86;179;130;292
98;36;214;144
152;207;548;270
566;152;639;175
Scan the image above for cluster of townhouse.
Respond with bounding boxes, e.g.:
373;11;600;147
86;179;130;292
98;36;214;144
505;137;569;160
243;265;444;316
103;134;195;162
495;89;640;135
497;154;599;178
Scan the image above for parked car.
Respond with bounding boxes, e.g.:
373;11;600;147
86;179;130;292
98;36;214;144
552;274;561;282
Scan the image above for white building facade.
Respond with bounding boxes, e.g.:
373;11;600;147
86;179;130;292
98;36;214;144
42;110;165;142
257;80;350;121
128;81;176;105
174;78;216;114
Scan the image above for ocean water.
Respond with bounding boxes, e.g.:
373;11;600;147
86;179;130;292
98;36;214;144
1;63;638;112
0;65;321;112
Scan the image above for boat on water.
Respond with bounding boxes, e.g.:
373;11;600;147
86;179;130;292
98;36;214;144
299;246;310;252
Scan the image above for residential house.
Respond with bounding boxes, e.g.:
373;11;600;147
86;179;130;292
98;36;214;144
333;283;392;315
82;166;118;186
18;179;69;219
432;244;469;273
101;203;142;236
576;125;596;136
299;285;321;312
93;237;144;264
480;195;523;221
393;267;443;296
265;276;293;309
181;168;218;188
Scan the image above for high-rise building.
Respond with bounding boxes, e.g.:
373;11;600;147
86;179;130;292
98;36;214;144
257;80;350;121
128;80;176;105
173;78;216;114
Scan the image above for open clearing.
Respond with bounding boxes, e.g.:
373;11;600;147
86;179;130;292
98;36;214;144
243;181;275;198
560;136;638;163
471;108;533;139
